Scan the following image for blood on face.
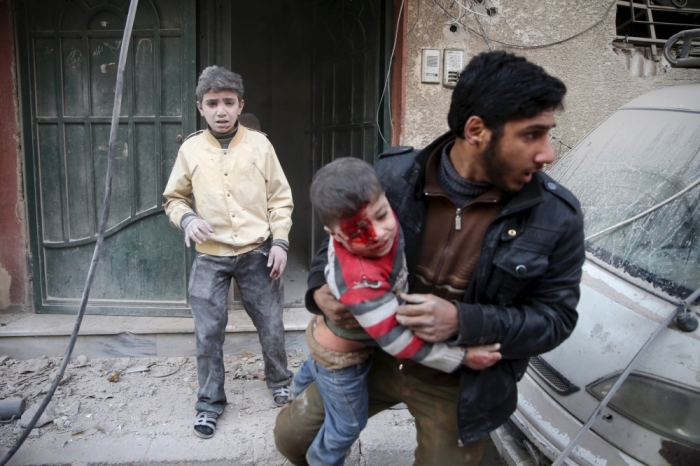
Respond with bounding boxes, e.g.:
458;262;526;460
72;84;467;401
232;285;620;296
339;205;377;246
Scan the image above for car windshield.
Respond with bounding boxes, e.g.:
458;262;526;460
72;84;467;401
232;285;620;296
550;108;700;300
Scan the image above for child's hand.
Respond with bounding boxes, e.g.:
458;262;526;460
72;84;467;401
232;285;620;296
267;245;287;279
184;218;213;247
463;343;501;370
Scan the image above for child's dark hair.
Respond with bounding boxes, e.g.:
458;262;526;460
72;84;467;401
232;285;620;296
448;51;566;138
196;66;244;103
310;158;383;227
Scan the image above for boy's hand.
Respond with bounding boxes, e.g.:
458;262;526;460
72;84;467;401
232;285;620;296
313;284;360;329
396;293;459;342
267;245;287;279
463;343;502;370
184;218;213;247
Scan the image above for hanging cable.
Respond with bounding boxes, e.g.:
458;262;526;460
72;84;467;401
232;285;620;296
472;0;616;49
377;0;405;149
0;1;139;464
434;0;616;50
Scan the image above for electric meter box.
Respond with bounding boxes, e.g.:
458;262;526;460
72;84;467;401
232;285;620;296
443;49;464;87
421;49;440;84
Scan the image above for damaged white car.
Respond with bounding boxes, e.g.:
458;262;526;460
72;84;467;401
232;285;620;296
490;83;700;464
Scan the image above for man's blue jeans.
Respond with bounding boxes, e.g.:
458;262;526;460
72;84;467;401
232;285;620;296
292;355;373;466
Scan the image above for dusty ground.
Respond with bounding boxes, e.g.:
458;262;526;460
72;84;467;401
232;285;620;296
0;351;507;466
0;350;419;465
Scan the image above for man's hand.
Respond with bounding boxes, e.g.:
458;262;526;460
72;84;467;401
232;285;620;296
463;343;501;370
267;245;287;279
396;293;459;342
313;284;360;329
184;218;213;247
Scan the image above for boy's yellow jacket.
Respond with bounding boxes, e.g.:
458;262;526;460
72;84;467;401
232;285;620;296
163;127;293;256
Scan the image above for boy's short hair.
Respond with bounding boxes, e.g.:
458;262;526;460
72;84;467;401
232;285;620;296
311;157;383;227
196;66;245;103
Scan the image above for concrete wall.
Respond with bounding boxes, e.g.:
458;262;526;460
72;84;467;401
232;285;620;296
401;0;700;153
0;0;29;312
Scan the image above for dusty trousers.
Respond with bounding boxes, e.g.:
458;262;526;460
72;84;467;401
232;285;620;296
189;241;293;415
275;349;485;466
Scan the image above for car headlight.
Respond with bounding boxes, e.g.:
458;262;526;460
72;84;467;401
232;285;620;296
587;372;700;447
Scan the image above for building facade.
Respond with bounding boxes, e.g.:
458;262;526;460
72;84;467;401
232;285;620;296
1;0;698;314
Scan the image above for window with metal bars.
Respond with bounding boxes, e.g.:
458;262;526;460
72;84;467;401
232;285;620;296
615;0;700;60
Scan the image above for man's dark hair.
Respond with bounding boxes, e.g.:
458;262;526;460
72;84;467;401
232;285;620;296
448;51;566;138
196;66;244;103
310;157;383;227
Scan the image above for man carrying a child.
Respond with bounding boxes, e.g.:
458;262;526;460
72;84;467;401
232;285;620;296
275;51;586;465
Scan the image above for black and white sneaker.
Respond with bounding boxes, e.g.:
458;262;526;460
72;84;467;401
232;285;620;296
272;384;290;407
193;410;218;439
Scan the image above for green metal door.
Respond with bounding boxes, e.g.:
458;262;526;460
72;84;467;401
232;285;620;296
16;0;196;315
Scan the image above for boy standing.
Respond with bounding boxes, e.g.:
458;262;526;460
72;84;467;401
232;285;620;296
291;158;501;465
164;66;294;439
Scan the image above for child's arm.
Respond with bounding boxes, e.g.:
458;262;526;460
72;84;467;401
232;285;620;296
163;149;214;247
163;148;196;229
327;247;470;373
341;291;467;373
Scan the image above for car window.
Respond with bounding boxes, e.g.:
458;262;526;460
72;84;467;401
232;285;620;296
551;109;700;299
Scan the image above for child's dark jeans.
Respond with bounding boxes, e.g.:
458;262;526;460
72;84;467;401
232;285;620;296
188;239;293;415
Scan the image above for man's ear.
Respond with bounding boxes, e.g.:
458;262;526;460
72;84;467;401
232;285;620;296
463;116;490;147
196;101;203;115
239;99;245;114
323;226;335;237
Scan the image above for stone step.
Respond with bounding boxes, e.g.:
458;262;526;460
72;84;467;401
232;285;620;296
0;308;311;360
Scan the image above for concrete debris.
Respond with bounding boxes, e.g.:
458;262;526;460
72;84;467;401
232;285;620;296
107;371;120;382
0;355;9;365
17;358;51;374
62;401;80;416
71;422;101;439
20;402;57;428
0;350;495;466
49;369;71;385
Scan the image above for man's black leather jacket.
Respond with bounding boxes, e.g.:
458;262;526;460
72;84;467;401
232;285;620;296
306;132;585;445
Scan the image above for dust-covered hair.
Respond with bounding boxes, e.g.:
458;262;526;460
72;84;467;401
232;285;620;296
195;66;244;103
310;158;383;227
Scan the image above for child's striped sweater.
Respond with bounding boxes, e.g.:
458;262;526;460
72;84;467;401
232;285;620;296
325;224;465;373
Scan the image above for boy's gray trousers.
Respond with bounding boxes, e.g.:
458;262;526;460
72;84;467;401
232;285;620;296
188;242;293;415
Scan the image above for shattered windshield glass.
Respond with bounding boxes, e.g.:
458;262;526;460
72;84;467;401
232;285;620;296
550;109;700;300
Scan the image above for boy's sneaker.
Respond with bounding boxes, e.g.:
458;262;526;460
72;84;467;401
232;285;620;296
272;384;290;407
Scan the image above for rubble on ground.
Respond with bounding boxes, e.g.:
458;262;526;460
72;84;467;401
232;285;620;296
0;349;309;453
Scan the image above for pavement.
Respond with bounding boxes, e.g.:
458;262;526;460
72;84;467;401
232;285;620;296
0;310;508;466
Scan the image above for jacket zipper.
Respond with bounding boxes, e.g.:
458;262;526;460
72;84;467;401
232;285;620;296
425;192;458;290
426;192;501;298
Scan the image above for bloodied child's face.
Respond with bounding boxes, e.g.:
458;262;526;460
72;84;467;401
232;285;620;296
324;193;398;258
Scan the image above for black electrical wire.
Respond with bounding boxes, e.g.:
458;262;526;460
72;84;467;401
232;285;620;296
468;0;616;49
0;1;139;464
434;0;617;50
